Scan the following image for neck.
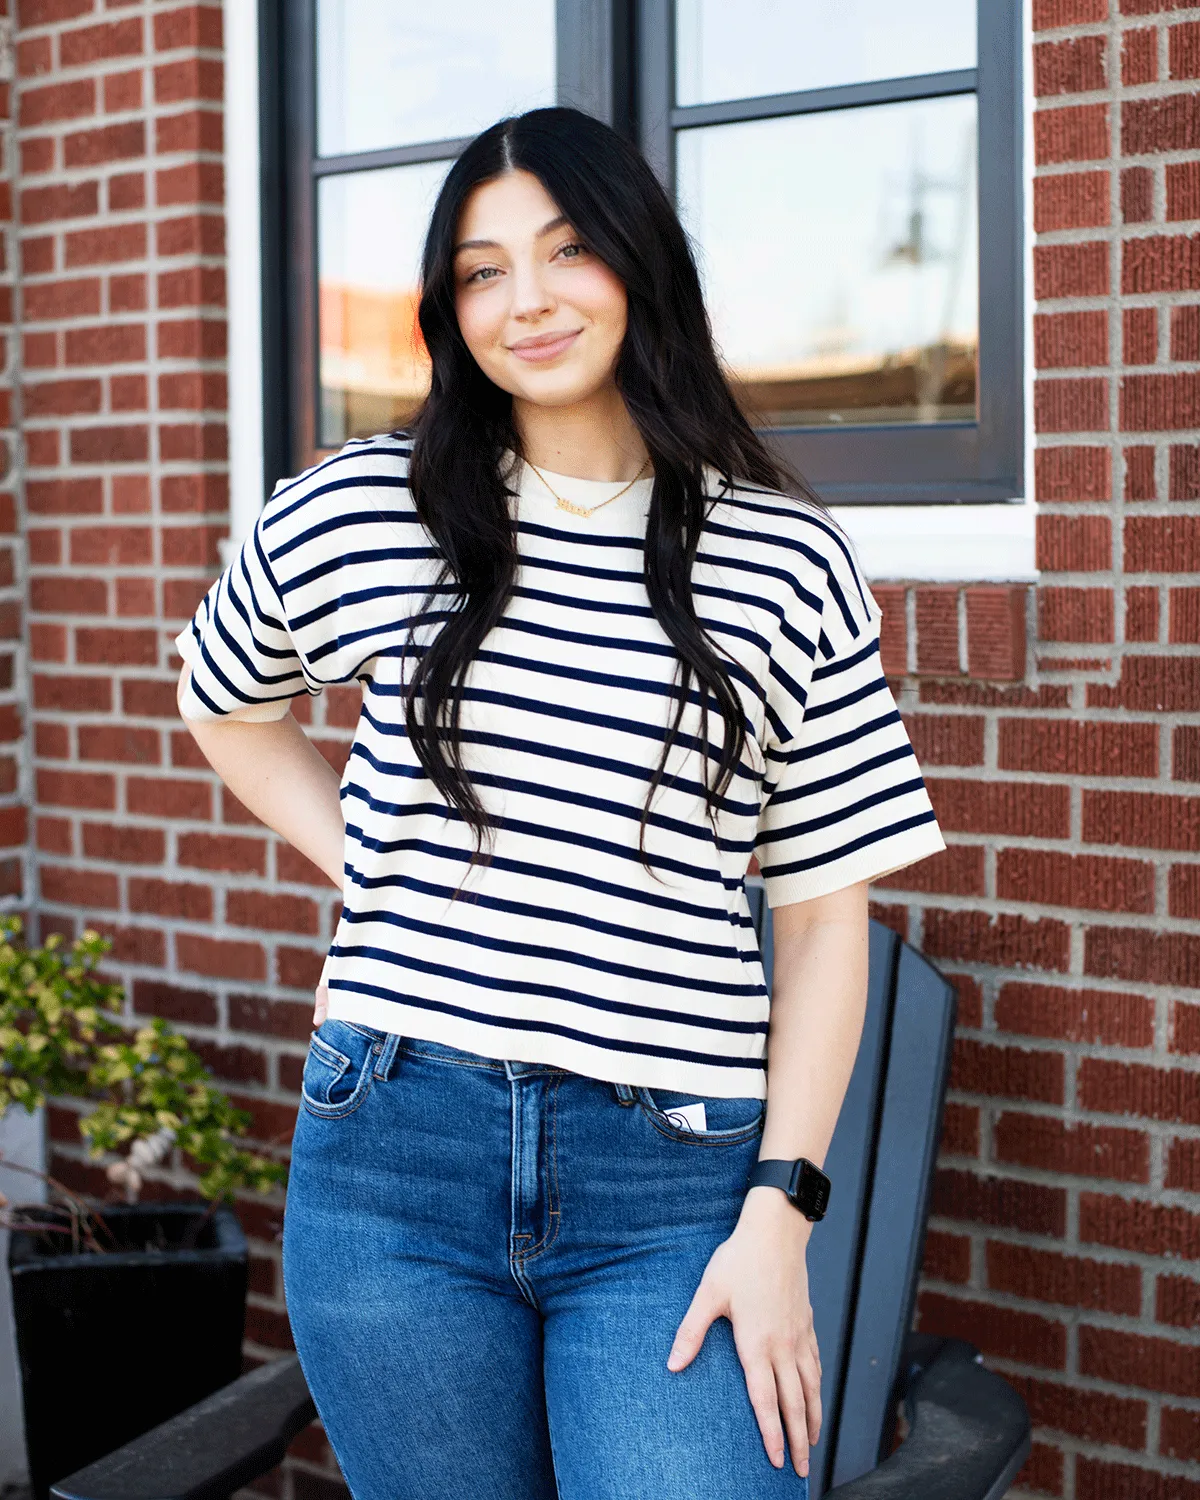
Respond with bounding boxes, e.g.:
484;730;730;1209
513;384;650;483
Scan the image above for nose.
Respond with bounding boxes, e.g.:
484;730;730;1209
508;254;555;323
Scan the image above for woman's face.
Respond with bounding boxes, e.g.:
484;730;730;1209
452;169;628;410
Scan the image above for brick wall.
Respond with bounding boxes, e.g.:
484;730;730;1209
3;2;1198;1499
889;4;1200;1495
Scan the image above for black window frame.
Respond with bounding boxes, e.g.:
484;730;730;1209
265;0;1023;505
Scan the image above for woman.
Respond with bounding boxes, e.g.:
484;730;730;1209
178;107;944;1500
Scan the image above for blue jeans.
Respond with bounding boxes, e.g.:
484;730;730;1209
283;1019;810;1500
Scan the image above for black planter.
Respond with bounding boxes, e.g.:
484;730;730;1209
8;1201;248;1500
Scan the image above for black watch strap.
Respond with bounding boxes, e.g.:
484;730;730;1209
747;1157;832;1222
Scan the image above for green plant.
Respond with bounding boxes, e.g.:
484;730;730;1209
0;915;286;1204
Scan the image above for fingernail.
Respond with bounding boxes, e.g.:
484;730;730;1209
772;1451;784;1469
666;1352;681;1370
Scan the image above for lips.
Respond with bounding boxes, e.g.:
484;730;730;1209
507;329;582;363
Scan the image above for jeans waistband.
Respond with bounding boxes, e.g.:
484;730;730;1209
394;1033;637;1104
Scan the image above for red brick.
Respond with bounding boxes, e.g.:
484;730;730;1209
1037;586;1114;642
128;877;213;922
1123;93;1200;156
160;474;228;517
926;778;1071;837
109;171;146;212
157;214;224;259
131;978;217;1026
176;933;266;982
1125;585;1160;641
1124;234;1200;296
940;1099;980;1155
60;17;144;65
78;725;159;765
1086;925;1200;988
156;108;223;155
1033;171;1110;232
921;1228;971;1284
1170;443;1200;499
1175;725;1200;782
190;1039;267;1089
1126;514;1200;570
999;718;1157;778
1093;654;1200;713
1082;1191;1200;1259
20;79;94;128
158;264;227;310
1171;20;1200;78
20;137;55;175
950;1039;1064;1103
23;279;102;322
995;1112;1151;1184
1166;1136;1200;1190
62;121;146;169
964;587;1026;681
20;180;99;226
110;273;147;312
1123;306;1158;366
1035;376;1109;432
1123;26;1159;85
69;425;149;464
1034;103;1110;164
24;379;102;418
159;423;227;463
276;946;324;991
153;58;224;106
1079;1057;1200;1126
997;849;1154;913
1156;1272;1200;1330
987;1241;1143;1313
1084;789;1200;851
157;319;227;361
36;768;114;811
81;822;165;864
1170;586;1200;642
1034;445;1111;501
1167;160;1200;223
1016;1442;1063;1498
63;323;147;365
1125;445;1157;500
918;1291;1066;1369
1035;310;1108;369
26;479;103;516
996;982;1154;1048
39;865;120;910
1037;513;1111;571
1121;371;1200;428
64;222;148;268
1036;35;1107;95
227;890;320;936
1122;165;1155;224
104;70;142;115
70;526;153;568
923;909;1071;972
154;4;224;50
176;830;266;874
902;714;984;766
75;627;158;667
32;674;111;713
1034;0;1106;24
1171;999;1200;1052
123;677;186;718
1079;1325;1200;1398
1006;1373;1147;1450
228;992;312;1043
1034;241;1110;300
1160;1405;1200;1463
869;845;986;897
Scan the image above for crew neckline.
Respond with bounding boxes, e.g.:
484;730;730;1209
504;450;655;526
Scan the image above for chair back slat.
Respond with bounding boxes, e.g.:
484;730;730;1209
748;886;900;1497
828;941;957;1487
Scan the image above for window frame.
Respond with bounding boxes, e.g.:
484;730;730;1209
274;0;629;478
636;0;1025;505
267;0;1023;506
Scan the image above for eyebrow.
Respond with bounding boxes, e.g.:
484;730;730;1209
454;214;571;254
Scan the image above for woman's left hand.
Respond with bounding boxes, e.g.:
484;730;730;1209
666;1186;821;1478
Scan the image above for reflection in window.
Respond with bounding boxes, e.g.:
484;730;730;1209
676;93;978;429
674;0;976;107
317;0;556;156
318;162;450;448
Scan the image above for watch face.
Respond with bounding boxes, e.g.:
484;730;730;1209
792;1159;831;1218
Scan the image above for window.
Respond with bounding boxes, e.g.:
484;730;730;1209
268;1;1023;505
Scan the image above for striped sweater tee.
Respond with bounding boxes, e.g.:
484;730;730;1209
177;432;944;1098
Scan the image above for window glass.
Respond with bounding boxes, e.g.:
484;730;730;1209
676;93;978;429
675;0;976;107
318;161;451;447
317;0;556;156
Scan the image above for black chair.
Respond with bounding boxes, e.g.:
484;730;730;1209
51;894;1030;1500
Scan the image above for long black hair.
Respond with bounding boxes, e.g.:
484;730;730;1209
404;105;821;872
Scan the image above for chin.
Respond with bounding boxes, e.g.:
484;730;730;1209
508;369;613;409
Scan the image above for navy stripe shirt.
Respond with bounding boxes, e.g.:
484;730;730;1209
177;434;944;1097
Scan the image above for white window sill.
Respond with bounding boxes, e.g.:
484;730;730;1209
829;502;1038;584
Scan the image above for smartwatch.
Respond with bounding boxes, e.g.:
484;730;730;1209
747;1157;832;1222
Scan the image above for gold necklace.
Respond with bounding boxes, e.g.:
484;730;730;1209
525;455;650;517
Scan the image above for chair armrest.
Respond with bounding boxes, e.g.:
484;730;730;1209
50;1355;317;1500
826;1334;1031;1500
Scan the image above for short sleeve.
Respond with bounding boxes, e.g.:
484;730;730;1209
754;549;945;908
175;507;312;724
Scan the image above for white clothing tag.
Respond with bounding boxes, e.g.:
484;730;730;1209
662;1102;707;1132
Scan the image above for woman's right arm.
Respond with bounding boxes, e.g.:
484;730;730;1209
177;665;346;893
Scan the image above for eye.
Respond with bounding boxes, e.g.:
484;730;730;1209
464;264;502;285
555;241;587;261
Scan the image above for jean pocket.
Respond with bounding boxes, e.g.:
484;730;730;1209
300;1018;387;1119
636;1086;765;1144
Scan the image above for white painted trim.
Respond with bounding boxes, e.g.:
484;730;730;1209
222;0;265;561
830;501;1037;583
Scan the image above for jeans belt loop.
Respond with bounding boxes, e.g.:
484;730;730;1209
374;1032;402;1082
614;1081;636;1106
